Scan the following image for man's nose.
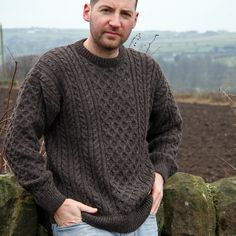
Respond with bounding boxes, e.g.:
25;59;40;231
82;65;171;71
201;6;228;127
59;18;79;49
109;14;121;28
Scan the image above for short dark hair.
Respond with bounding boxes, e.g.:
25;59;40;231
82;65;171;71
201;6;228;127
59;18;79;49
90;0;138;9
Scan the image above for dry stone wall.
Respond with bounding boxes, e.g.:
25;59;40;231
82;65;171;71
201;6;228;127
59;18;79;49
0;173;236;236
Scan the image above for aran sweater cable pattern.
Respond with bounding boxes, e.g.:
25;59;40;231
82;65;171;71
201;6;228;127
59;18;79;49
4;39;182;233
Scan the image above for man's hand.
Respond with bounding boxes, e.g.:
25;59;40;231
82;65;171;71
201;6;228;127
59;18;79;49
150;172;164;214
54;198;98;227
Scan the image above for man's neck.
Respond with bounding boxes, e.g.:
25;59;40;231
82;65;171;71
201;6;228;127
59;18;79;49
83;38;119;59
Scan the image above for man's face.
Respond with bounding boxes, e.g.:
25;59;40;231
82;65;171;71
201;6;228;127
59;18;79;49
84;0;138;53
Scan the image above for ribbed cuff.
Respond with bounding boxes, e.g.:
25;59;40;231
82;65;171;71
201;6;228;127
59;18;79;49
35;185;66;214
154;161;170;183
149;153;178;183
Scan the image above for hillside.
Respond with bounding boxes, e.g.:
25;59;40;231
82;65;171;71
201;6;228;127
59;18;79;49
1;28;236;92
2;28;236;58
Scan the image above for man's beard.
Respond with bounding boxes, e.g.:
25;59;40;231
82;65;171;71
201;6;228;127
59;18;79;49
91;31;125;51
89;21;132;52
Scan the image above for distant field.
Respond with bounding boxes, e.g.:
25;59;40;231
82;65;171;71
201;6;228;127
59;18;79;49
213;56;236;67
3;28;236;58
175;92;234;105
138;31;236;57
1;28;236;92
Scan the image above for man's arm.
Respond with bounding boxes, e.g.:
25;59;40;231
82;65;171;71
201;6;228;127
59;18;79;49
4;70;66;214
147;64;182;213
147;64;182;182
4;66;98;223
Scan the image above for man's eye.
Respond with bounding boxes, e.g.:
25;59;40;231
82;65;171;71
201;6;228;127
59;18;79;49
101;8;110;13
122;12;131;18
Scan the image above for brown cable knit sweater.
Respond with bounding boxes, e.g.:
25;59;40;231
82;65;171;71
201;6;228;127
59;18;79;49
4;39;182;233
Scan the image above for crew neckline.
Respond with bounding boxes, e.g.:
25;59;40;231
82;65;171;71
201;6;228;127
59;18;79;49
73;39;126;68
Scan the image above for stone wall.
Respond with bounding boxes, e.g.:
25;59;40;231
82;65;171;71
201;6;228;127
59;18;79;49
0;172;235;236
157;173;236;235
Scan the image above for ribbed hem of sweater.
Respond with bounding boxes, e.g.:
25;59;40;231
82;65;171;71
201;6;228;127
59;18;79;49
49;195;152;233
82;195;153;233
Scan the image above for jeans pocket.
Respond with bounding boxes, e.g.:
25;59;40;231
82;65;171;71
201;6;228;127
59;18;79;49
52;222;85;236
149;213;157;219
54;221;84;231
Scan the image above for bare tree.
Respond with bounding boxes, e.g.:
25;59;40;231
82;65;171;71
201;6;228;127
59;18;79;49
0;48;17;173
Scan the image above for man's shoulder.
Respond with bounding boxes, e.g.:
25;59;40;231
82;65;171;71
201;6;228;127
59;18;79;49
25;43;72;82
126;47;147;57
32;41;80;75
125;47;161;71
39;42;75;63
126;47;157;63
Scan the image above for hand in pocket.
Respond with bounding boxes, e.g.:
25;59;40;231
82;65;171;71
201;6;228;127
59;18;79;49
150;173;164;215
54;198;98;227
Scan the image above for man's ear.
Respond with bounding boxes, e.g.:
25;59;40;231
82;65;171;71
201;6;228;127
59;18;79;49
133;12;139;28
83;4;91;22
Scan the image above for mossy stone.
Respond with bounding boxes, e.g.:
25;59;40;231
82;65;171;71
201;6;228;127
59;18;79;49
211;176;236;236
0;174;38;236
160;172;216;236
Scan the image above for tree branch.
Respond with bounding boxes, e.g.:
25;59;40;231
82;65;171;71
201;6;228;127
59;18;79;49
0;47;17;174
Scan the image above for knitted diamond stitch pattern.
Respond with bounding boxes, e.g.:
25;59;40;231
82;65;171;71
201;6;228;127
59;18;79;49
4;39;182;233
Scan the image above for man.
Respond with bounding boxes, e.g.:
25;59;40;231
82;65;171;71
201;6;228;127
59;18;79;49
4;0;182;235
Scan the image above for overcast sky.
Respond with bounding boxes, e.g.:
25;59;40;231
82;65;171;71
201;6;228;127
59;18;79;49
0;0;235;32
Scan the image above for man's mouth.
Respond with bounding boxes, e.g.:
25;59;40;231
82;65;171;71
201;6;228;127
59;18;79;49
105;31;120;36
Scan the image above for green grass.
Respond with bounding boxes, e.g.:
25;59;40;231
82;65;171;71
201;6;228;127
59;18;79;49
213;56;236;67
